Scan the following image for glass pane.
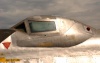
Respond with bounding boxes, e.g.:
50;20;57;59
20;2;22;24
15;22;26;32
29;21;56;32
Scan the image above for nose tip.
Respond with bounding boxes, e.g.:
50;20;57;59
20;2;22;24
2;42;11;49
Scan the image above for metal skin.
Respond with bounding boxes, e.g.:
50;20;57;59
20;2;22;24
10;15;96;47
0;15;100;63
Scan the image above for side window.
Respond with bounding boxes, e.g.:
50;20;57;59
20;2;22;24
29;21;56;33
15;22;27;33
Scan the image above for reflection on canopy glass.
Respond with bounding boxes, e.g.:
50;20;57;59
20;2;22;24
29;21;56;32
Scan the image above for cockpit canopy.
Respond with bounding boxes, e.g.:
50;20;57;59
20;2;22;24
10;15;57;34
11;15;95;35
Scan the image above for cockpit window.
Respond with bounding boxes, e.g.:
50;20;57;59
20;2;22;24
29;21;56;32
15;22;27;33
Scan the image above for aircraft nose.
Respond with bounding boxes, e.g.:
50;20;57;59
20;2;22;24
2;42;11;49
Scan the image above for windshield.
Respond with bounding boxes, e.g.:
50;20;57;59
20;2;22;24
29;21;56;32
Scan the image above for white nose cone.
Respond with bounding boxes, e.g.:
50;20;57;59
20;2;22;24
0;35;11;50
